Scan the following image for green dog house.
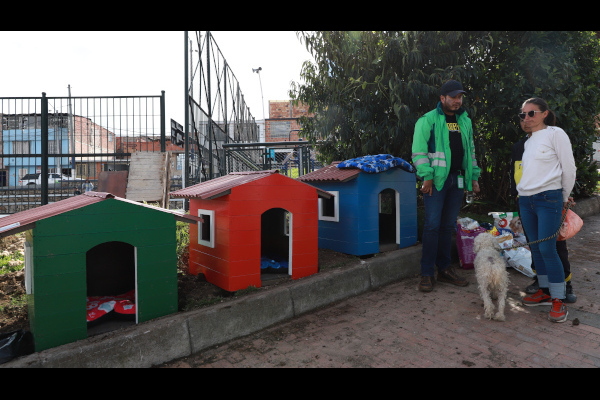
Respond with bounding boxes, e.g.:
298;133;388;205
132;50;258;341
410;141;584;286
0;192;201;352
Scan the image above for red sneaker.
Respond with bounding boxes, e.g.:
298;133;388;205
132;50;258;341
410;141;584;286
548;298;568;323
522;289;552;306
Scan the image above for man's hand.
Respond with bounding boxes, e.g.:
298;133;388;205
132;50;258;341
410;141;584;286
420;179;433;196
472;180;480;193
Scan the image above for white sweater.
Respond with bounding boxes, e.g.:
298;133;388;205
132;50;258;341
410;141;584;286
516;126;576;202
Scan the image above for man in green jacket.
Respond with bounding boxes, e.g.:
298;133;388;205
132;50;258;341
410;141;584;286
412;80;481;292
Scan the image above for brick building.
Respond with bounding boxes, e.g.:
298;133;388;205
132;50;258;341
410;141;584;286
264;100;312;142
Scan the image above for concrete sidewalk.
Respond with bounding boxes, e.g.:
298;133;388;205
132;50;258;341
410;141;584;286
4;196;600;368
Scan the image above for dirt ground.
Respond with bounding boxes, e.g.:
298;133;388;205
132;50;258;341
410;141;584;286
0;235;359;335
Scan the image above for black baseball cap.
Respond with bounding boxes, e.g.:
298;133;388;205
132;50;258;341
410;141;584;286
440;80;466;97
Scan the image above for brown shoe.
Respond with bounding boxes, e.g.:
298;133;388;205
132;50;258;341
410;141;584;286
437;266;468;287
419;276;434;292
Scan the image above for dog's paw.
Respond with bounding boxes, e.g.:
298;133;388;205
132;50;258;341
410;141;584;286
492;313;505;322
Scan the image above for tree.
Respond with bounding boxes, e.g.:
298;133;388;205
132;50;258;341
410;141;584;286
291;31;600;206
291;31;490;162
469;31;600;205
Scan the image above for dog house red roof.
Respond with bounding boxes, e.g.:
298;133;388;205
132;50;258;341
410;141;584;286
296;162;360;183
0;192;202;238
170;170;333;199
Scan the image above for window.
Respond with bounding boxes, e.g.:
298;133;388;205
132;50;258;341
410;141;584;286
48;141;62;154
12;141;29;154
198;209;215;248
270;121;291;139
318;191;339;222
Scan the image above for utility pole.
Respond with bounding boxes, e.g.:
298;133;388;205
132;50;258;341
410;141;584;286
252;67;265;120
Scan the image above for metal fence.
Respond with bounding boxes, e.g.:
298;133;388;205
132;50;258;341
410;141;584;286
187;97;260;185
184;31;260;187
223;141;324;177
1;92;166;214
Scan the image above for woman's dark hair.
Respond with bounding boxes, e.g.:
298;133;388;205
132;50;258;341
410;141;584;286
522;97;556;126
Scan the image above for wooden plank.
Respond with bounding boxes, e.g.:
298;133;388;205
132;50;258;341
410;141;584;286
126;152;167;203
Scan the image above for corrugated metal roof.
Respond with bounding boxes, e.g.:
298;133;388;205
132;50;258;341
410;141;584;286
170;170;279;199
170;169;333;200
0;192;202;238
296;162;360;183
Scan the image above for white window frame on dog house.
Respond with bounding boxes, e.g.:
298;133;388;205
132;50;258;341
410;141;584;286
318;190;339;222
198;209;215;248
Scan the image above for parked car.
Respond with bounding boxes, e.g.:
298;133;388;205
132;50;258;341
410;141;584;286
19;173;84;186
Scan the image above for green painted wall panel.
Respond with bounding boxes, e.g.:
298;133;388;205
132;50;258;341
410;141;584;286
33;272;86;296
137;277;177;321
33;228;175;258
34;212;174;238
34;325;87;351
31;253;85;276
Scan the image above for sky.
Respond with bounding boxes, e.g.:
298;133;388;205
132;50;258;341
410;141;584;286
0;31;314;131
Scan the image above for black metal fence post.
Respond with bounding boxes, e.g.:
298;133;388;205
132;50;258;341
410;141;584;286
160;90;166;152
41;92;48;205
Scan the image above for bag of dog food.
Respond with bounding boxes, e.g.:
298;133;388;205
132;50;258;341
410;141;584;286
496;231;514;249
503;247;535;278
456;221;486;270
488;211;519;230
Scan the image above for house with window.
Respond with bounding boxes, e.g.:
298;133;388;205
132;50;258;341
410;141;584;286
1;113;115;186
264;100;311;142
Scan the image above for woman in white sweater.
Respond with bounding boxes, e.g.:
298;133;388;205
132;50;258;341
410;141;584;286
517;97;576;323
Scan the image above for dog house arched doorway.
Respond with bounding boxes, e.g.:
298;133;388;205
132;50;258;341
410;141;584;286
379;188;400;252
86;241;137;335
260;208;292;283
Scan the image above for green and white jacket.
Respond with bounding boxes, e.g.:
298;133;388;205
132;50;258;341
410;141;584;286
411;102;480;191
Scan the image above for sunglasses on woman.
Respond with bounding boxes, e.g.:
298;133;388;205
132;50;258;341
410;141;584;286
518;110;544;120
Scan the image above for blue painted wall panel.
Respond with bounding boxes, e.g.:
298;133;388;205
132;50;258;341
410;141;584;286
313;167;417;256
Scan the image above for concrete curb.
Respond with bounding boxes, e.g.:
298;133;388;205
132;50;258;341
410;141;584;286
3;195;597;368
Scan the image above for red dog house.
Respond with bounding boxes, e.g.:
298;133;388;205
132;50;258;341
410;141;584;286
170;170;332;291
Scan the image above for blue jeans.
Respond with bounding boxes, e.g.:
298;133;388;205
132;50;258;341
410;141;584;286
519;189;565;299
421;171;464;276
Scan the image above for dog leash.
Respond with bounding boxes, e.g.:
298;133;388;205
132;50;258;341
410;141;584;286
501;199;572;251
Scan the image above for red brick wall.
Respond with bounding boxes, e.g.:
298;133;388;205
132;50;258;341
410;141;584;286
264;100;312;142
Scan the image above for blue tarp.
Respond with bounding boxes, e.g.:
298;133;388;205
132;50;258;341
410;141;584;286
337;154;415;174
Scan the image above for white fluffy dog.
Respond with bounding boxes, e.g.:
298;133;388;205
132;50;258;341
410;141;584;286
473;232;509;321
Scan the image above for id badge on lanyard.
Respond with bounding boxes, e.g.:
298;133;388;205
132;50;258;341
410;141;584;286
457;174;464;189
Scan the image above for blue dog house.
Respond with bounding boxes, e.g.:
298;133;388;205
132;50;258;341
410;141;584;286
297;155;417;256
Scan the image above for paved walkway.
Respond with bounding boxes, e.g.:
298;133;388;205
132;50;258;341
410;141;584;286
161;213;600;368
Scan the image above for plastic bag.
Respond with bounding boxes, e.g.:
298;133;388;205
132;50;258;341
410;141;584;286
0;330;34;365
558;209;583;241
503;247;535;278
457;217;480;231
